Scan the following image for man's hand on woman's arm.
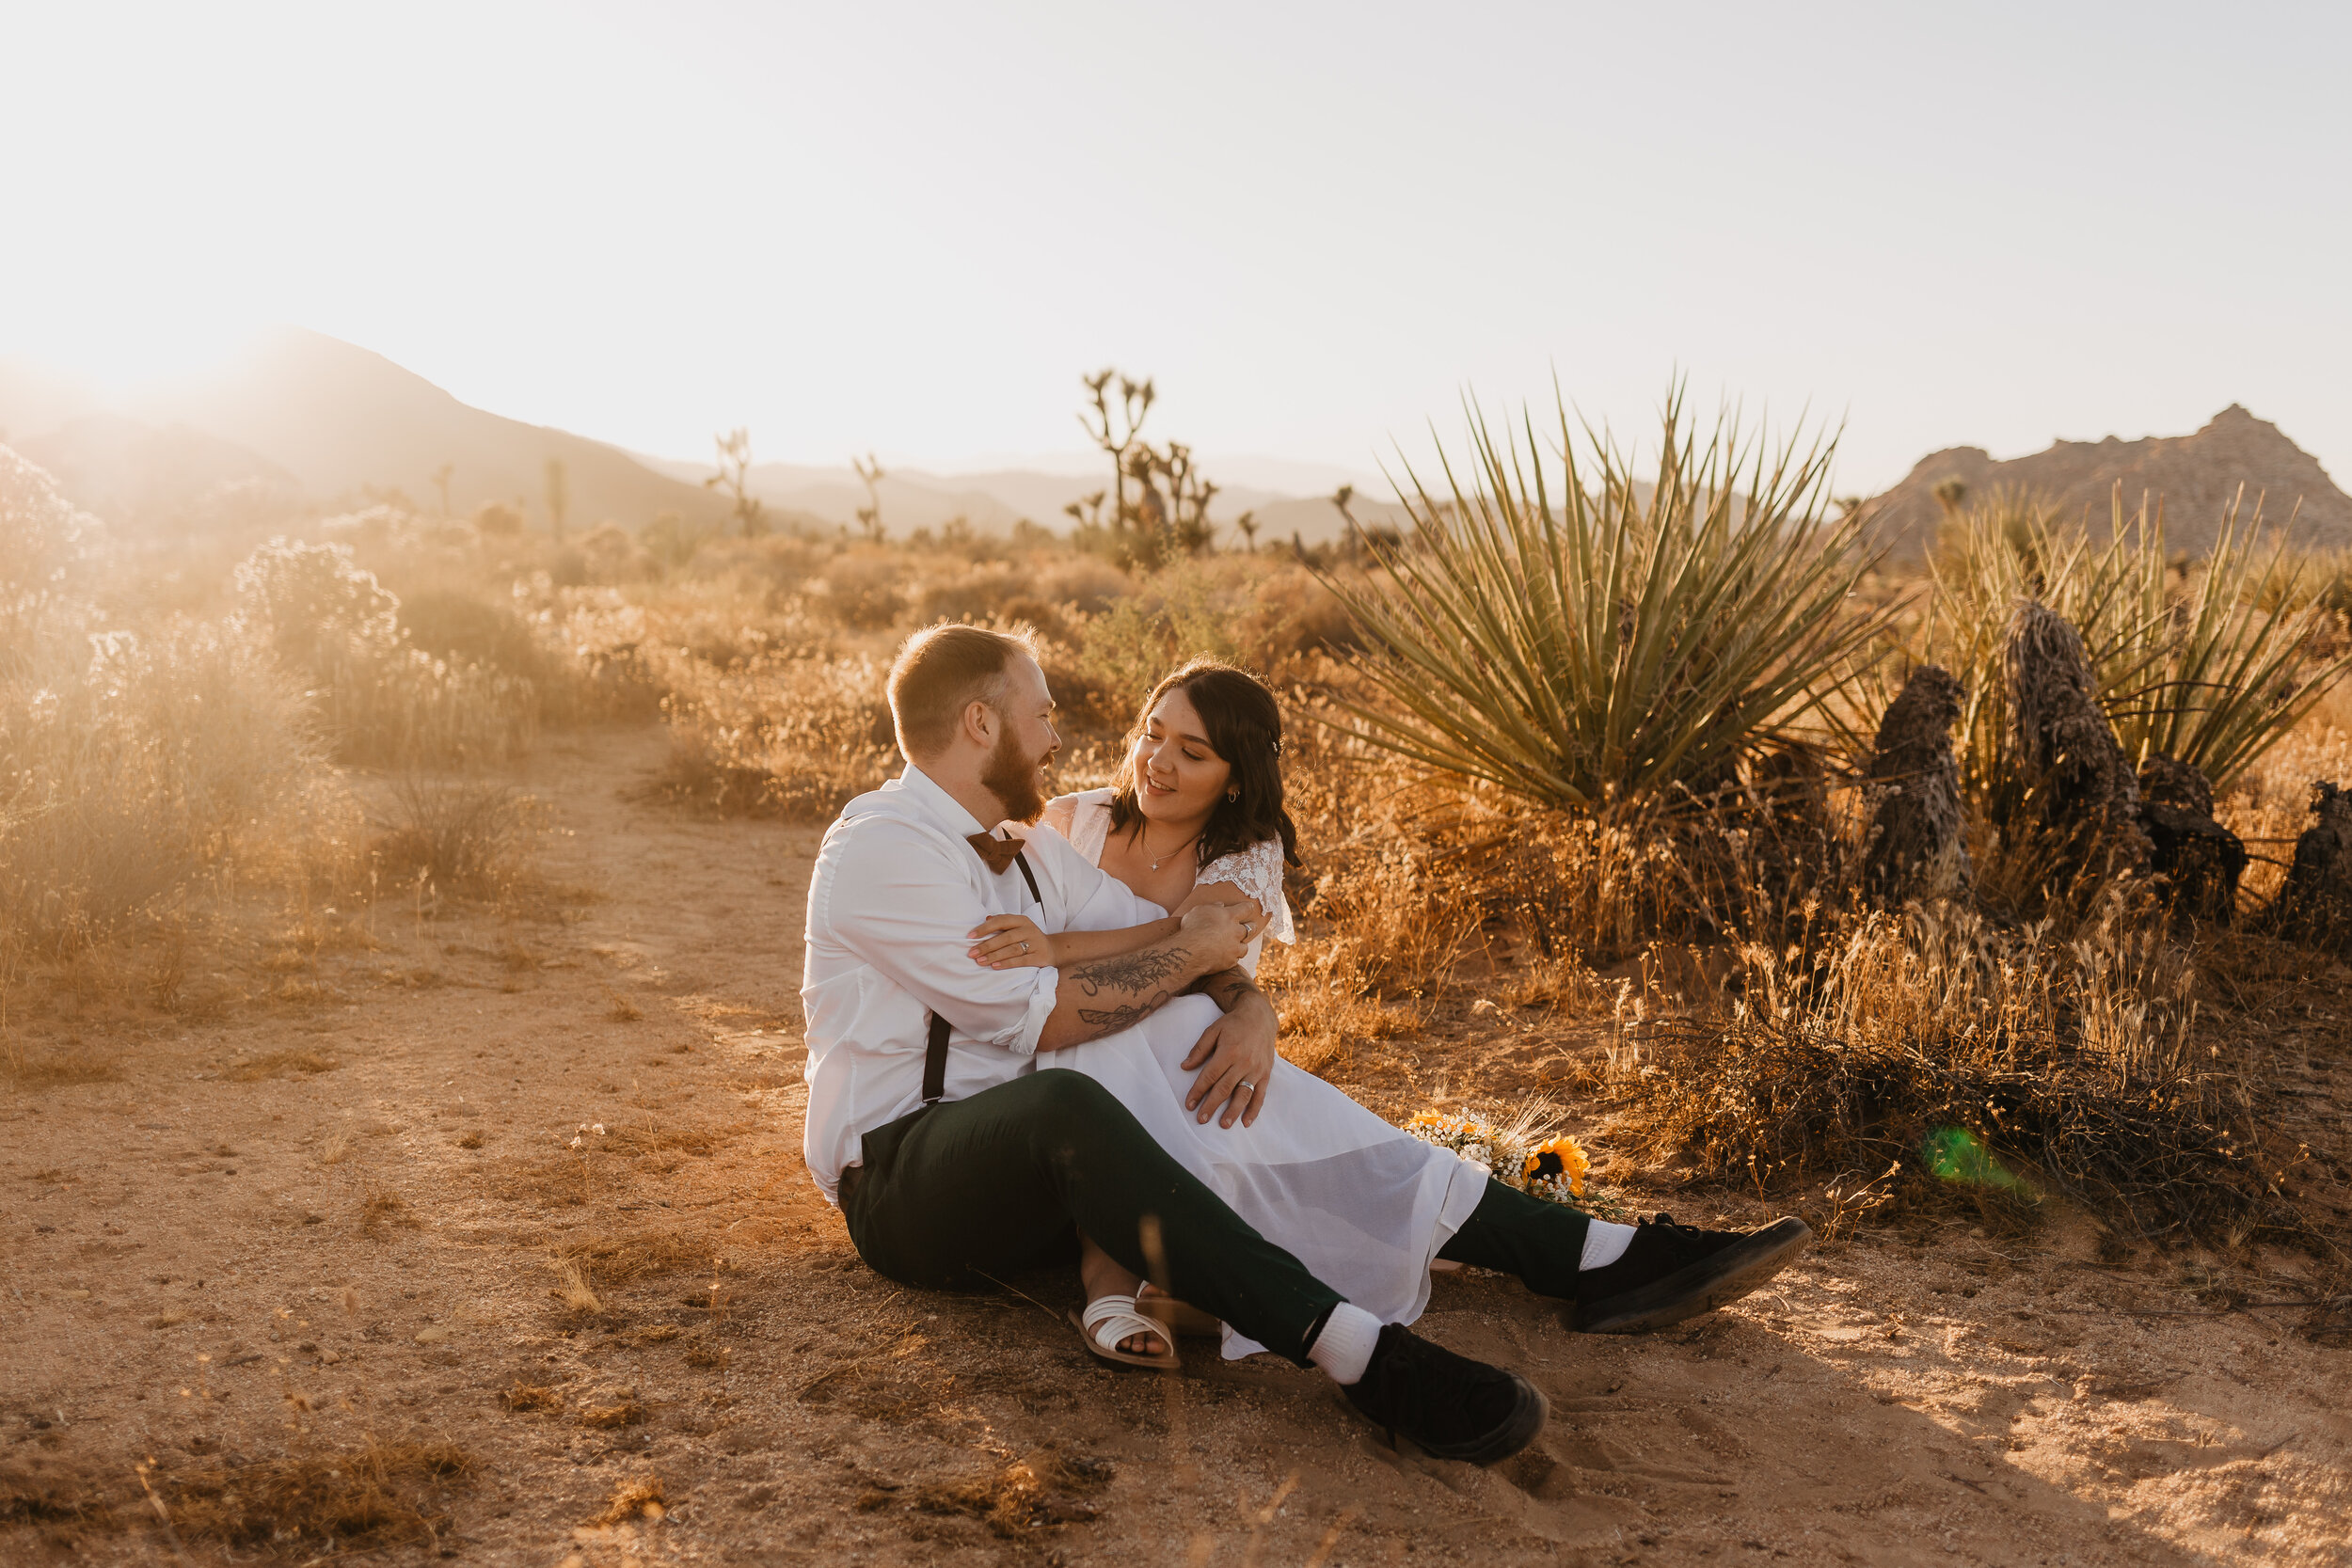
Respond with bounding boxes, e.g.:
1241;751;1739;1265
1180;965;1278;1130
1033;901;1248;1053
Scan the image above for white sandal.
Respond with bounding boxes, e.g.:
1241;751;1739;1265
1134;1281;1223;1338
1070;1293;1181;1369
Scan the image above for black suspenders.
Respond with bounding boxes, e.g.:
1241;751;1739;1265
922;850;1042;1107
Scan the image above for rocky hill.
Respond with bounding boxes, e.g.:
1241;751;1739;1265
1866;405;2352;561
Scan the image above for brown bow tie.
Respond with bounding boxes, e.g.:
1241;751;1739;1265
967;832;1024;874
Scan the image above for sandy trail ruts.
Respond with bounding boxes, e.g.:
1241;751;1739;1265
6;722;2349;1567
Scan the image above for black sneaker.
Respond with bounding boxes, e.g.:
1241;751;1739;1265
1573;1213;1812;1335
1341;1323;1548;1465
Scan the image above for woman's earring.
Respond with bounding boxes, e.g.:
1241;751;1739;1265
1227;789;1239;801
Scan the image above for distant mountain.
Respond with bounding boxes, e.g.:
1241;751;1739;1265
0;360;104;448
640;455;1406;546
14;414;300;531
2;325;1410;547
1866;405;2352;561
0;329;730;534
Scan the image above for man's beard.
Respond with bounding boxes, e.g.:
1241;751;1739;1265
980;726;1054;823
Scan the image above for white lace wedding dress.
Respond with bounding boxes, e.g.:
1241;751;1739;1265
1041;787;1487;1358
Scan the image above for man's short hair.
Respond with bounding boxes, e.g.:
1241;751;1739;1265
886;623;1040;760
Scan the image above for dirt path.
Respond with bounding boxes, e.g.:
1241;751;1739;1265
7;724;2350;1566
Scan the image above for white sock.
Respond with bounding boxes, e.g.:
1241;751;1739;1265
1580;1219;1637;1271
1307;1303;1382;1386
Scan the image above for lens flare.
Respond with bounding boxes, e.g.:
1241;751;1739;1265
1921;1126;2029;1193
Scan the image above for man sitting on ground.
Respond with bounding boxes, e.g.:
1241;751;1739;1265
802;624;1809;1465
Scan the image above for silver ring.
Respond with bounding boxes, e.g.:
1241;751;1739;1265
1020;941;1029;953
1237;1081;1254;1093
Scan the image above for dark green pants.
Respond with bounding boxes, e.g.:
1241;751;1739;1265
840;1069;1345;1365
1438;1177;1596;1299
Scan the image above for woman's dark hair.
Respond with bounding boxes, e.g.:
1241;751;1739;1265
1107;660;1301;869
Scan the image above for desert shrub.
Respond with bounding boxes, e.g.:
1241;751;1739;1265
0;625;358;949
654;652;895;818
529;587;665;722
580;521;660;584
397;588;545;677
369;776;532;894
812;552;906;629
1925;487;2349;807
1066;560;1252;705
915;562;1086;643
233;538;537;766
1610;895;2277;1237
1237;565;1364;658
1317;390;1899;812
0;446;96;667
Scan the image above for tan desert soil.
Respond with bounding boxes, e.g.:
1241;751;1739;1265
7;724;2352;1567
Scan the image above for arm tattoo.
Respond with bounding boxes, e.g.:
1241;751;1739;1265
1187;965;1261;1011
1077;996;1167;1031
1071;945;1193;997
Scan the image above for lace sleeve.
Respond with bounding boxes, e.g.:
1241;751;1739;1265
1196;839;1295;945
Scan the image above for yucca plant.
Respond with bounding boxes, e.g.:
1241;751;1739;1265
1311;388;1900;812
2103;490;2351;790
1924;484;2350;801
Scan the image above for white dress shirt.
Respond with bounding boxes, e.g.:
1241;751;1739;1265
800;764;1163;1202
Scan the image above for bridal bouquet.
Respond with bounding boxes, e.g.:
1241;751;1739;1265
1403;1104;1620;1217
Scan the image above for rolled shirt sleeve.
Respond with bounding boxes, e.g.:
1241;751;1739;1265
822;819;1060;1056
800;768;1176;1203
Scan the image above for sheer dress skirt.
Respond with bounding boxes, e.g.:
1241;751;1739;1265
1054;993;1486;1358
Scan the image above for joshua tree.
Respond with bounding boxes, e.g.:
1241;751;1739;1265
1080;369;1154;532
544;457;569;545
1331;483;1359;531
851;452;885;543
706;429;767;539
1233;509;1259;552
431;463;454;518
1150;441;1216;555
1073;369;1221;568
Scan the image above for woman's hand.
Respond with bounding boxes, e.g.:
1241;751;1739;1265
1182;987;1277;1129
1173;882;1265;929
968;913;1055;969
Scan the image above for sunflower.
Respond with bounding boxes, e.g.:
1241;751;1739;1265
1521;1135;1590;1197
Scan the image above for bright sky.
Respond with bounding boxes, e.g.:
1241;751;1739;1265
5;0;2347;492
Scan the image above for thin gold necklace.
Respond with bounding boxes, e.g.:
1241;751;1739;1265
1139;820;1202;872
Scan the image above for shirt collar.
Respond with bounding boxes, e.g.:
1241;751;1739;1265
896;762;994;841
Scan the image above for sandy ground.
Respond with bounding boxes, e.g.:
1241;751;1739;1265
7;724;2352;1568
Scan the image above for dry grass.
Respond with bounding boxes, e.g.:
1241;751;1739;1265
904;1449;1113;1539
160;1437;473;1551
1;621;360;954
577;1399;647;1430
1;1456;110;1531
368;775;532;895
1603;896;2279;1239
500;1383;564;1413
224;1048;339;1082
592;1475;667;1524
548;1255;604;1313
1;1038;121;1085
554;1228;723;1285
358;1189;420;1237
650;651;895;819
